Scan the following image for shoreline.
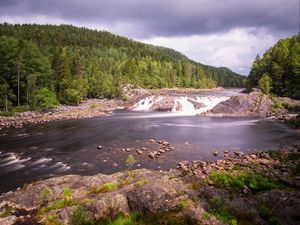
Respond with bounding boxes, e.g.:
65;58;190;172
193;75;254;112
1;88;299;130
0;147;299;225
0;99;125;130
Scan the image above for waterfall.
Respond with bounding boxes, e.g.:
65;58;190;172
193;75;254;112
132;96;162;111
132;95;230;115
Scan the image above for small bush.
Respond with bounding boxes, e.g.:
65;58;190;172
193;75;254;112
178;199;189;211
45;214;62;225
126;154;136;169
33;87;59;110
202;212;210;220
41;187;51;202
209;196;237;225
71;205;95;225
62;187;72;199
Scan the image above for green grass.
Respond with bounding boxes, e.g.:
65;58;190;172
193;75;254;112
177;199;189;211
0;207;13;218
209;171;285;193
41;187;52;202
202;212;210;220
45;214;62;225
91;182;117;194
133;178;148;188
38;187;77;216
99;212;198;225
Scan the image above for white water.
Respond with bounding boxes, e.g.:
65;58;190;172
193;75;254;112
132;95;230;116
132;96;163;111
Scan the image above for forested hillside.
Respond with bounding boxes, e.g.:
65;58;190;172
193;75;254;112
248;35;300;99
0;23;245;111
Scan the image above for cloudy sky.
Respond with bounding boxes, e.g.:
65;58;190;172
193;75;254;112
0;0;299;75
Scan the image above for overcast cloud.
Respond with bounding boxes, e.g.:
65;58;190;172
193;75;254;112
0;0;299;74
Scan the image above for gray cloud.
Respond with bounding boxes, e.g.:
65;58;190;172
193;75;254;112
0;0;298;38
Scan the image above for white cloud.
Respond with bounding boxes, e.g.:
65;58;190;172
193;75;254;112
139;28;282;75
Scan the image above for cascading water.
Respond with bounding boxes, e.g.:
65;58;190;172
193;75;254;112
132;96;163;111
132;95;230;115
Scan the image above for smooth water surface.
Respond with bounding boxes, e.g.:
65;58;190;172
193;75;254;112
0;110;299;192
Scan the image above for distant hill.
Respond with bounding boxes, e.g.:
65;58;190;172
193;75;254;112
0;23;246;109
248;35;300;99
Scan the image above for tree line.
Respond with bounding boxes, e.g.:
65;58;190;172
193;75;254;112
0;23;246;112
248;35;300;99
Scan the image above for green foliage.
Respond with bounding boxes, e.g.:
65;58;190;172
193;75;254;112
62;187;72;199
45;214;62;225
0;23;245;112
92;183;117;194
99;211;197;225
0;207;13;218
41;187;52;202
202;212;210;220
209;171;284;193
125;154;136;169
258;205;283;225
44;198;74;212
249;35;300;99
33;87;59;110
133;178;148;188
258;73;272;94
258;205;272;220
178;199;189;210
71;205;95;225
209;196;237;225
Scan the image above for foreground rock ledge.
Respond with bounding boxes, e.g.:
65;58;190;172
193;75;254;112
0;149;299;225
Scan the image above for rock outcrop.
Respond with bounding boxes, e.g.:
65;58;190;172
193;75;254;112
0;148;299;225
205;91;287;117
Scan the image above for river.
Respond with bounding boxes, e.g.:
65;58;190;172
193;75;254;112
0;90;299;192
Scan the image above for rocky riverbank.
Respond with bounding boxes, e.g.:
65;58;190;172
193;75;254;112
0;99;125;130
204;90;300;121
0;147;299;225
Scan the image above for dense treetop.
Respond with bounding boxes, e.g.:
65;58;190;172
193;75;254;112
248;35;300;99
0;23;246;111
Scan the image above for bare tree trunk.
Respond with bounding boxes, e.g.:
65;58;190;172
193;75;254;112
5;96;7;112
17;57;20;107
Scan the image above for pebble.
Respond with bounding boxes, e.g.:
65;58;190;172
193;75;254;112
213;151;218;156
208;180;214;186
148;152;155;159
136;150;143;155
97;145;103;149
112;163;118;167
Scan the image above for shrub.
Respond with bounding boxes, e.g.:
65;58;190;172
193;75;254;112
126;154;136;170
41;187;51;202
178;199;189;211
71;205;95;225
33;87;59;110
258;73;272;95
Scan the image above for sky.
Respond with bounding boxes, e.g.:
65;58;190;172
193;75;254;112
0;0;299;75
